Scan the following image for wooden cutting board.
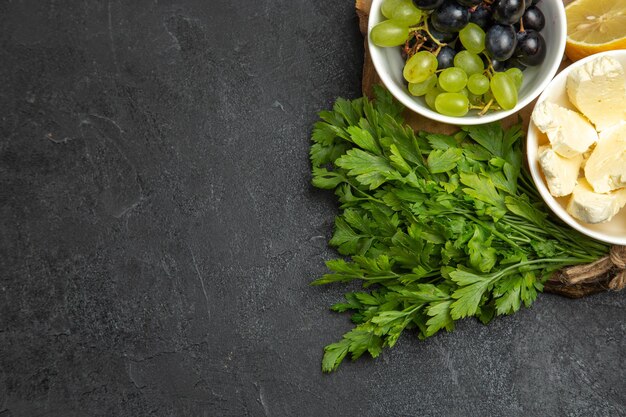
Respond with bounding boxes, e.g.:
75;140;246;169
355;0;622;298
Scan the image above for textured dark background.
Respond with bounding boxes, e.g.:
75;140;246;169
0;1;624;416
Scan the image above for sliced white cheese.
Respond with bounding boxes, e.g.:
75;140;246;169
537;145;582;197
566;55;626;132
532;101;598;158
585;123;626;193
566;179;626;224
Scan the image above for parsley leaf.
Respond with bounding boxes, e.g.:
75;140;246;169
427;148;463;174
425;300;455;336
336;149;400;190
460;172;506;211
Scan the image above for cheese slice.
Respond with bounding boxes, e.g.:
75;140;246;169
537;145;582;197
566;56;626;132
585;123;626;193
566;179;626;224
532;101;598;158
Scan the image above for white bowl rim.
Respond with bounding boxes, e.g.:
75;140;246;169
367;0;567;125
527;49;626;246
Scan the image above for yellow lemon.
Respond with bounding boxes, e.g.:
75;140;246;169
565;0;626;62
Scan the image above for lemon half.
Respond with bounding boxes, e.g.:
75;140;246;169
565;0;626;62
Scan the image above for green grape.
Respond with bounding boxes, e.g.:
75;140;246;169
403;51;438;83
391;1;422;25
459;87;469;98
435;93;469;117
453;51;484;76
468;91;482;105
483;90;494;104
490;72;518;110
408;74;437;96
425;85;442;110
381;0;403;19
505;68;524;91
459;23;486;54
370;20;409;47
438;67;467;93
467;73;490;95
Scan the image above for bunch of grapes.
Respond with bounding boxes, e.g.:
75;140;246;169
371;0;547;117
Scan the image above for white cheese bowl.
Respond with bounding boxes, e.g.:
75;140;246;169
367;0;566;125
526;50;626;246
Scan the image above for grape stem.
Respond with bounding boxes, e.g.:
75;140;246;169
519;17;525;33
481;52;496;77
479;98;495;116
404;27;443;58
403;34;426;60
421;19;446;48
470;103;502;112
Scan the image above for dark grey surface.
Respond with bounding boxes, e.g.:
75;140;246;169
0;1;624;416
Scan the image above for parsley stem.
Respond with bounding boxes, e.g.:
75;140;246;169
489;257;592;281
504;221;549;242
506;234;531;244
346;181;386;205
543;224;606;255
502;215;607;256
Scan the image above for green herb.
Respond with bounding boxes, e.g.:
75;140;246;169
310;87;609;372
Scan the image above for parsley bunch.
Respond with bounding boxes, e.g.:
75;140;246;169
311;87;609;372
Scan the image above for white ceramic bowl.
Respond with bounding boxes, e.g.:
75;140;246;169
367;0;566;125
527;50;626;246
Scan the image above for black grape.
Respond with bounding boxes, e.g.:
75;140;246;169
522;6;545;31
427;20;458;43
469;5;493;29
525;0;541;8
413;0;445;10
515;30;546;66
437;46;457;69
493;0;526;25
505;57;527;71
490;58;507;72
487;56;526;72
454;38;466;52
431;0;470;33
486;24;517;61
457;0;482;6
